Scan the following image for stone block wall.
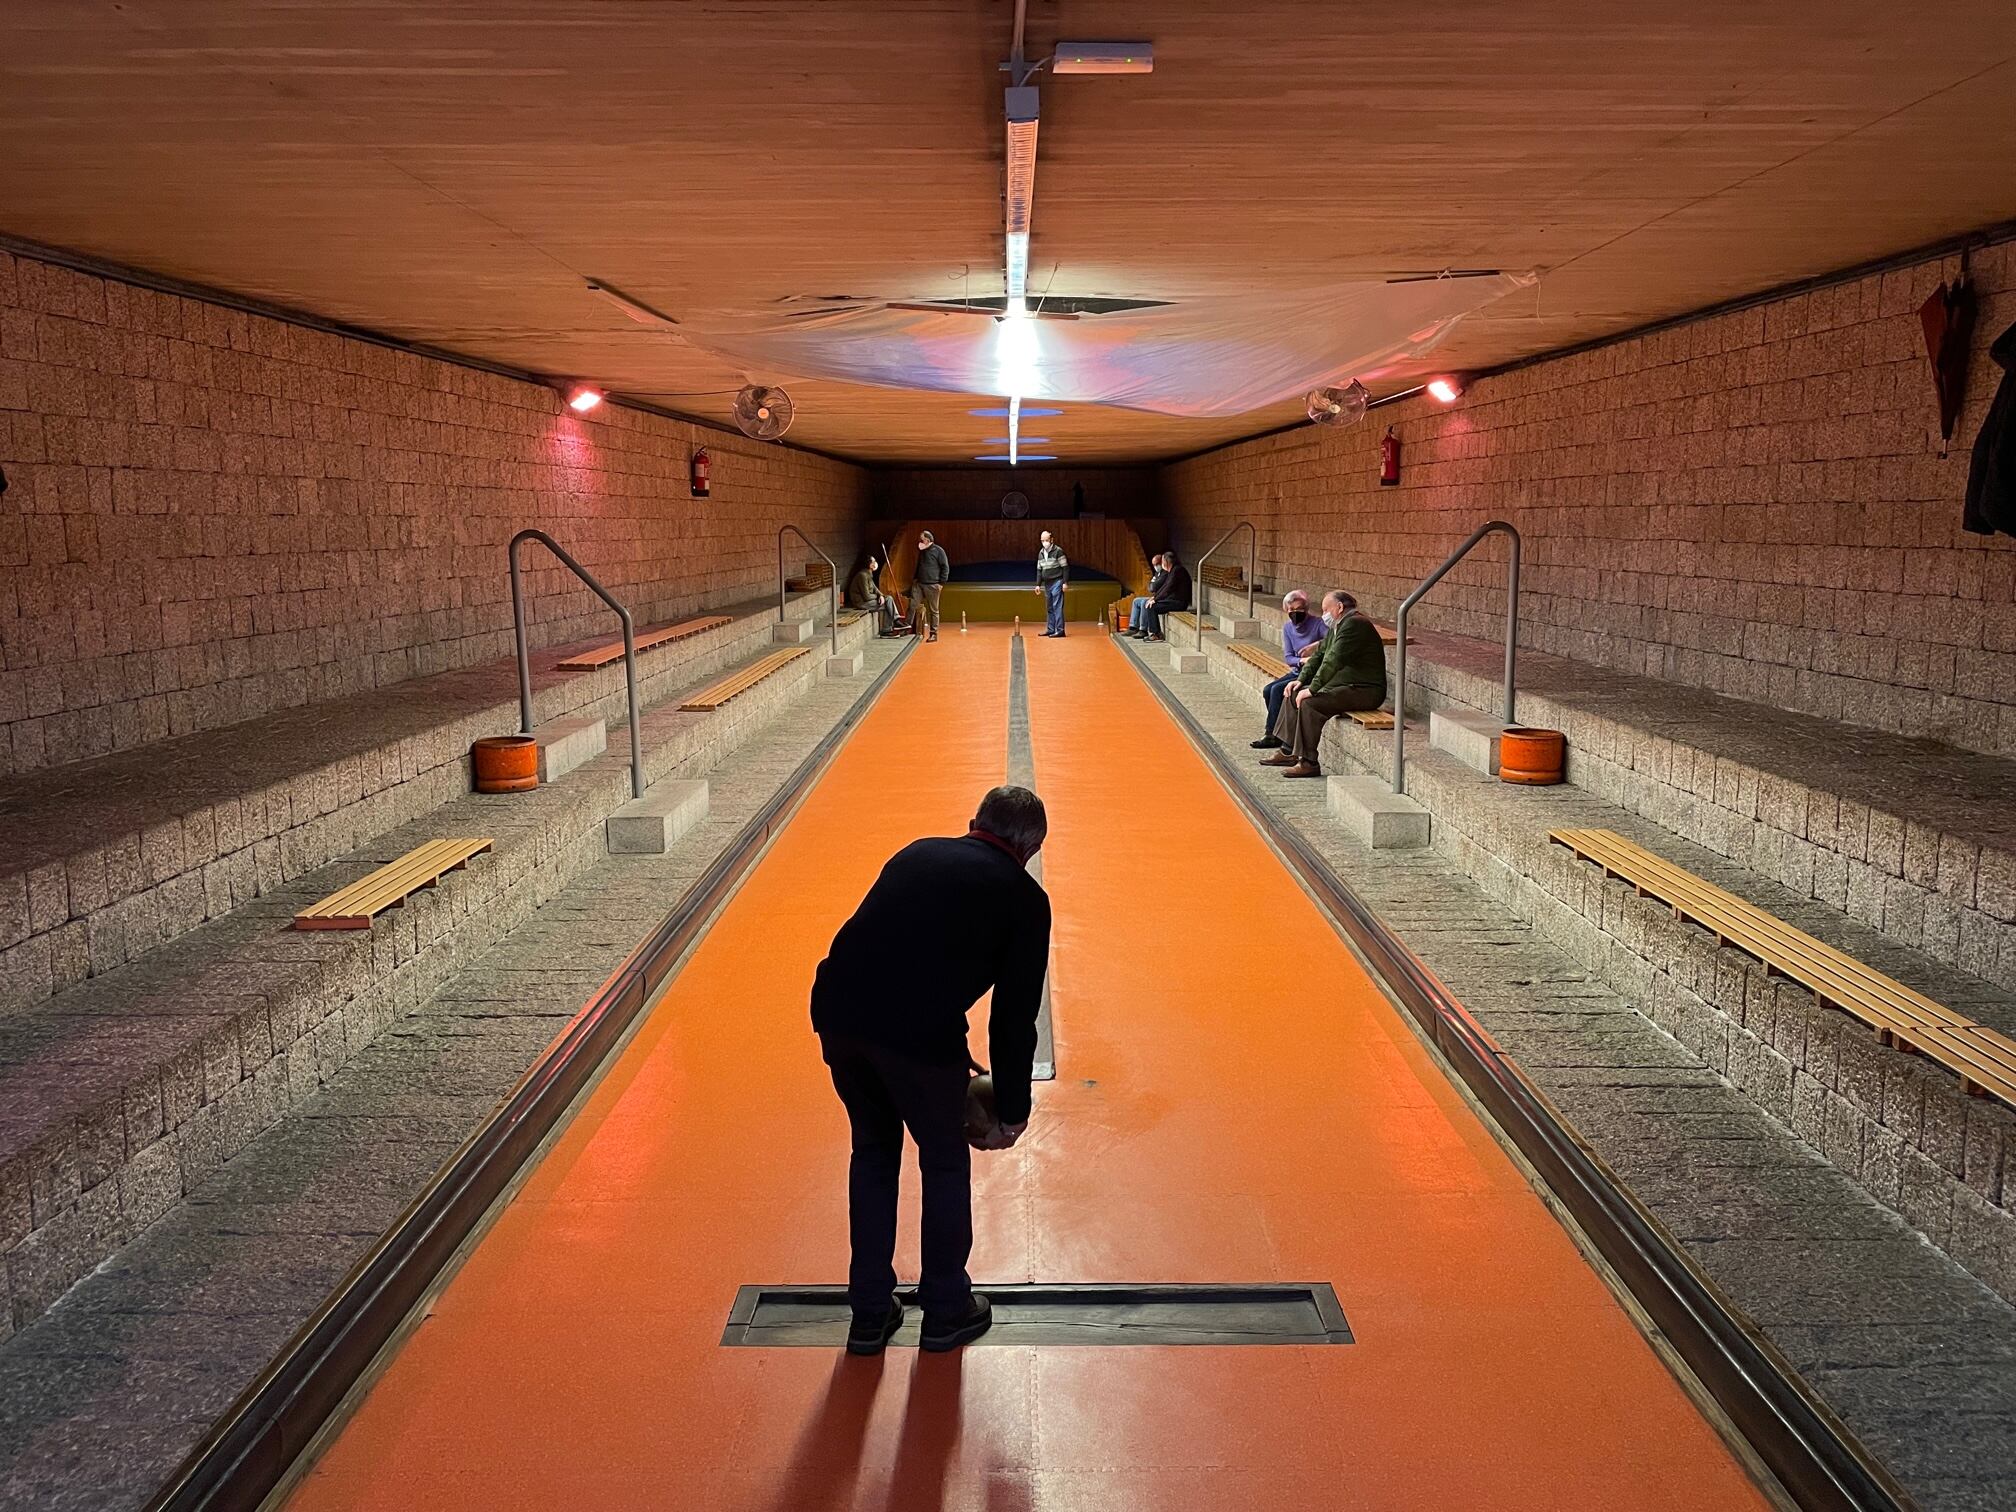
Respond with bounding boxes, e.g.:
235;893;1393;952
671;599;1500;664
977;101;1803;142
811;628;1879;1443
0;248;870;776
1163;238;2016;758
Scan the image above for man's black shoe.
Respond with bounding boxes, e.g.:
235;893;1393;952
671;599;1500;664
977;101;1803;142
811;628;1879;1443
1251;736;1284;749
846;1299;905;1356
920;1293;993;1352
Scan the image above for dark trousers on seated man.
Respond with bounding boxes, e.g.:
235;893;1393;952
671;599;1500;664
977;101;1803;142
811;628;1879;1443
1273;683;1385;765
821;1033;972;1320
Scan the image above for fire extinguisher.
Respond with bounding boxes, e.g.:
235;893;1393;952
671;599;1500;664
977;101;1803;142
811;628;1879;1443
690;447;711;500
1379;427;1401;487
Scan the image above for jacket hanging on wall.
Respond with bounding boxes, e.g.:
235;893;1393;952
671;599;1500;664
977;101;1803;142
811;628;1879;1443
1919;273;1975;452
1965;319;2016;539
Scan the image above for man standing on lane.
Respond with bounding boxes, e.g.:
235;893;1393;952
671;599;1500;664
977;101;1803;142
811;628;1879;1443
811;786;1052;1355
912;531;950;642
1252;589;1326;749
1035;530;1070;638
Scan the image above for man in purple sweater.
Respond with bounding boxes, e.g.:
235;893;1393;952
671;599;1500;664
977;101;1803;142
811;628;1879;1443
1252;589;1328;749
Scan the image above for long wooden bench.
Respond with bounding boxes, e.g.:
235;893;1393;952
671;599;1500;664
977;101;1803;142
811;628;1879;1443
555;616;731;671
294;837;494;930
1227;641;1290;677
1550;827;2016;1109
1200;563;1247;590
679;646;810;712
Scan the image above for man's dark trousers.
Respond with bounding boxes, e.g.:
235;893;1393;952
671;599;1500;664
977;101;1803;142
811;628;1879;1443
820;1032;972;1321
1261;671;1297;737
1044;579;1065;635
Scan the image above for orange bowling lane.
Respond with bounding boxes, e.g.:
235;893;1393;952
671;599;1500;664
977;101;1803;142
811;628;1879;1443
285;626;1773;1512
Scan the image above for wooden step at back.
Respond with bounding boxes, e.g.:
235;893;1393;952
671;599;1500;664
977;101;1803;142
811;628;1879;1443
1549;827;2016;1109
295;837;494;930
679;646;811;712
556;616;732;671
1348;710;1397;729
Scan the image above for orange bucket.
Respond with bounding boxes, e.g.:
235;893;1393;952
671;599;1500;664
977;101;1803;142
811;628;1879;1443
1499;727;1565;785
472;734;539;793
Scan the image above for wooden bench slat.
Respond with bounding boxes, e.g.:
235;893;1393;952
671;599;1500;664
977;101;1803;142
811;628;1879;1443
295;837;493;929
1348;710;1396;729
1548;827;2016;1107
679;647;810;712
1226;642;1290;677
556;616;732;671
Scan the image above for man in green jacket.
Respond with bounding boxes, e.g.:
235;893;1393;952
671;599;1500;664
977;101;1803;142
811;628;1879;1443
1260;590;1387;778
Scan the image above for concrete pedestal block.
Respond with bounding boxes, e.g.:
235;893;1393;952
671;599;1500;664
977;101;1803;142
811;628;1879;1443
606;780;710;855
533;716;607;783
825;649;865;677
772;618;814;644
1327;775;1431;849
1216;616;1260;640
1430;707;1509;776
1169;647;1210;674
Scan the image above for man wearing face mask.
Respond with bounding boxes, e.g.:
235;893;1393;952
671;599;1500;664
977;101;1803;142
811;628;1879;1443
1252;589;1327;749
1261;589;1387;778
911;531;950;642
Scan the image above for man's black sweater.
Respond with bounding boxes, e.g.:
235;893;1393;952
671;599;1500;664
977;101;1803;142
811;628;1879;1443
811;834;1051;1123
1153;565;1192;610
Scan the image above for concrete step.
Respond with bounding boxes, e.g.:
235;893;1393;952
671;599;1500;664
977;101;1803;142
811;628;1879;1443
606;780;710;854
533;716;607;783
1430;707;1508;775
1326;775;1431;849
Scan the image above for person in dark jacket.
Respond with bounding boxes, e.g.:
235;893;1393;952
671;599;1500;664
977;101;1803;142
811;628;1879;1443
911;531;950;641
1035;530;1070;637
1126;554;1171;638
1261;590;1387;777
811;785;1051;1355
846;553;904;636
1965;319;2016;539
1137;554;1192;642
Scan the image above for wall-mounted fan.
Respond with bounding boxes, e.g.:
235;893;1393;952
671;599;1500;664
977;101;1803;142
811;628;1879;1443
1001;490;1030;519
732;384;794;440
1306;381;1370;427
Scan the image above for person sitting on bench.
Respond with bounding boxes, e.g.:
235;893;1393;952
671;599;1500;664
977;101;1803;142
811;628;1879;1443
847;552;905;636
1134;553;1192;642
1126;554;1171;638
1260;590;1386;778
1251;588;1326;749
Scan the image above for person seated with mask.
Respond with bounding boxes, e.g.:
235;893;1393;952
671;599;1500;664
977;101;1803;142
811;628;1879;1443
1260;590;1387;778
1126;554;1171;638
846;552;905;636
1251;589;1327;749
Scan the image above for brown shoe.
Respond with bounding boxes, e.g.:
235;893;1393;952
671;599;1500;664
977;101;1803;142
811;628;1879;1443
1282;763;1323;778
1260;752;1298;767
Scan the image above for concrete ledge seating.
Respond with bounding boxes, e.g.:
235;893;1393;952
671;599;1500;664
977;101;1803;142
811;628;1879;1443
554;615;732;670
0;590;832;1015
292;838;494;931
679;647;812;711
0;600;872;1334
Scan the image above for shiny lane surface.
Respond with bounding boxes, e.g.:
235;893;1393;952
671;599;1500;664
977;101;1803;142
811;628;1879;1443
285;627;1770;1511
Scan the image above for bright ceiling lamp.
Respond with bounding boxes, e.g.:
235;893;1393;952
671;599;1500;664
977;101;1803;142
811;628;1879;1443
1426;376;1466;404
969;406;1061;418
974;454;1058;462
563;383;604;413
1003;86;1038;302
985;437;1049;445
1052;42;1154;74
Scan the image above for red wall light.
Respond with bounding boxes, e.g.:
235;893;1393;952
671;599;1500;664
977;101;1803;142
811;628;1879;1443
1426;376;1465;405
564;383;605;414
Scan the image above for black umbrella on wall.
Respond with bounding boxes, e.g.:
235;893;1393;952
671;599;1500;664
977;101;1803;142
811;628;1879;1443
1919;265;1976;454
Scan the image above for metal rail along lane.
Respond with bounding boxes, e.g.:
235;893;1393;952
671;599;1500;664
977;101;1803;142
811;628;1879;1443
147;638;918;1512
1114;646;1912;1512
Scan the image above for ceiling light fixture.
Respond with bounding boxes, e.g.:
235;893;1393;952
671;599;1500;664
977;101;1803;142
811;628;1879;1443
1426;376;1466;404
1052;42;1154;75
563;383;605;414
974;454;1058;463
969;406;1061;418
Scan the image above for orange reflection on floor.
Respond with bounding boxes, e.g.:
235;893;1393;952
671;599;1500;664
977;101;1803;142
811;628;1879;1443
286;627;1772;1511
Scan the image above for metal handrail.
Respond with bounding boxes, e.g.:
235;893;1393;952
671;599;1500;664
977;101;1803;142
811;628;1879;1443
1191;521;1257;648
778;525;839;656
1391;520;1520;797
508;529;644;800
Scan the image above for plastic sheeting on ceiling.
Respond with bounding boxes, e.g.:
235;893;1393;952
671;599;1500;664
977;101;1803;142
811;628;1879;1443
672;272;1536;418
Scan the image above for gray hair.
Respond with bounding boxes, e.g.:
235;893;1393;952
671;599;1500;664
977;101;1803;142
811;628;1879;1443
973;785;1047;854
1282;588;1308;608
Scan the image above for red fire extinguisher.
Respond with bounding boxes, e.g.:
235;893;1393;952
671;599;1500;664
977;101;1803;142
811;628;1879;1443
690;447;711;500
1379;427;1401;487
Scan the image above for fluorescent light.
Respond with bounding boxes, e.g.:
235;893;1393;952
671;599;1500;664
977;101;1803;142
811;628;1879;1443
1052;42;1154;74
968;406;1060;418
1003;86;1037;299
973;454;1057;462
995;316;1040;400
1005;233;1030;302
985;437;1049;444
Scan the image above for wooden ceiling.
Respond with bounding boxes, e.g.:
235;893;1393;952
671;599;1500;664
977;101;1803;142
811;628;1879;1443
3;1;2013;464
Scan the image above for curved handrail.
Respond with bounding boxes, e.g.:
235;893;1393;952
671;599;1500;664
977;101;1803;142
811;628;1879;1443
1191;521;1257;649
1392;520;1520;796
509;529;644;799
778;525;840;657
